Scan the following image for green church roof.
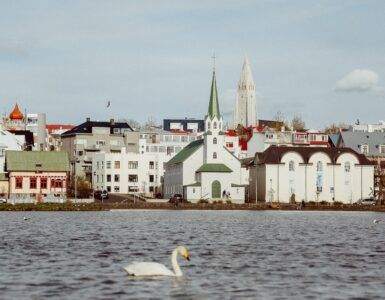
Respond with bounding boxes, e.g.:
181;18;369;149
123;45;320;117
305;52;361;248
6;151;70;172
167;139;204;165
207;71;221;120
196;163;232;173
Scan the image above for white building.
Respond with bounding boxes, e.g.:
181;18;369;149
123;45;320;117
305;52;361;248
164;69;247;203
92;130;199;196
234;56;257;128
0;127;25;172
249;146;374;204
247;129;329;157
350;120;385;132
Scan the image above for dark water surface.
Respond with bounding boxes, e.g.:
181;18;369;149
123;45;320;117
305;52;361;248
1;210;385;299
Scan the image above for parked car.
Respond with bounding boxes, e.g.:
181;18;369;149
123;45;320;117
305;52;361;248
169;194;184;204
357;197;376;205
94;190;109;201
0;198;7;204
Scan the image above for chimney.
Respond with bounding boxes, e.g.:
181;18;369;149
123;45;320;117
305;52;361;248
86;117;90;122
110;118;115;126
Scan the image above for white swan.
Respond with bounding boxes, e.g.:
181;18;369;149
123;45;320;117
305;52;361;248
124;246;190;277
373;219;381;224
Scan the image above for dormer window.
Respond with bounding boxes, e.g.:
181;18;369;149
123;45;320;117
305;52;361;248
360;144;369;154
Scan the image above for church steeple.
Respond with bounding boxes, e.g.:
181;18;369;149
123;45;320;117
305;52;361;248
207;70;221;120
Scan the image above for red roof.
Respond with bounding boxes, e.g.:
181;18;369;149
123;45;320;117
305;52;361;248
9;104;24;120
46;124;74;133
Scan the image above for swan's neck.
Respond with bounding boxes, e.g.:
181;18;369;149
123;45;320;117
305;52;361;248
171;249;182;276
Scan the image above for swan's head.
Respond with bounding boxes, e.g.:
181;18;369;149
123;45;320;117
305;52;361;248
177;246;190;261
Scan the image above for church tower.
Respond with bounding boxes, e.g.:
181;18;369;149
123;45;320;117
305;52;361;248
204;66;224;164
234;56;257;128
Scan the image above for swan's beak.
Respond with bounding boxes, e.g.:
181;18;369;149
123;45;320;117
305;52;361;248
186;255;190;261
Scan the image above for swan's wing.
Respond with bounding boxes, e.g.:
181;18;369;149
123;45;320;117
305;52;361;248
124;262;175;276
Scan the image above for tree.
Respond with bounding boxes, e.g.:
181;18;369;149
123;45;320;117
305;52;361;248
323;123;349;134
291;115;306;131
126;119;141;130
67;176;92;198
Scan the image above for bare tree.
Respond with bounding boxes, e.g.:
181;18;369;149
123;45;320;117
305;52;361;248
126;119;141;130
323;122;349;134
291;115;306;131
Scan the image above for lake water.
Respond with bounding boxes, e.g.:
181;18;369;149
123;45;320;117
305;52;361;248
1;210;385;299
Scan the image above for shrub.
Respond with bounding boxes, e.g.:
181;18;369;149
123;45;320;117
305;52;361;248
226;200;232;204
320;200;328;205
198;199;209;204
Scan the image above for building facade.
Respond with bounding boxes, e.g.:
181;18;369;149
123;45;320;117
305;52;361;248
5;151;70;203
249;146;374;204
163;119;205;133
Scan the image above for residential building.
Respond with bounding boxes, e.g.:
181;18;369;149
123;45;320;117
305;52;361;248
350;120;385;132
61;118;133;182
0;127;25;172
331;131;385;169
92;130;199;196
46;124;75;151
249;146;374;204
5;151;70;203
164;68;247;203
234;56;257;128
163;118;205;133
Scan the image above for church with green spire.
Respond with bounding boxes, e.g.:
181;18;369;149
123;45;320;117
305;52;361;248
163;67;246;203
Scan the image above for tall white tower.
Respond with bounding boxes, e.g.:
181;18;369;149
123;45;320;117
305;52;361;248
234;56;257;128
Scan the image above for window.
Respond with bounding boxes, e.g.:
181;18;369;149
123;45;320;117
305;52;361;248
51;179;63;188
15;177;23;189
78;151;83;156
96;140;106;146
213;122;217;129
106;161;111;169
106;186;111;192
114;161;120;169
360;144;369;154
128;161;138;169
114;186;120;192
106;174;111;182
30;177;37;189
344;162;351;172
207;122;211;130
380;145;385;154
129;175;138;182
213;137;217;144
213;152;217;159
289;161;295;171
149;161;155;169
226;142;233;148
41;178;47;189
149;175;154;183
316;161;323;172
114;174;120;182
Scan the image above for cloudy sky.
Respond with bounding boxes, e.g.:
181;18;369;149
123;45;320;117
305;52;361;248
0;0;384;128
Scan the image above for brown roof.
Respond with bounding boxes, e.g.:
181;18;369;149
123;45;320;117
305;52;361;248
254;146;373;165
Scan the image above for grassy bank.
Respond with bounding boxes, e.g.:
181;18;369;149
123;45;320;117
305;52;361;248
1;202;385;212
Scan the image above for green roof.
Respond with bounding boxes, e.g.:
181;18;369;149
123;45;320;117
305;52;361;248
6;151;70;172
184;182;201;187
196;163;232;173
207;71;221;120
167;139;204;165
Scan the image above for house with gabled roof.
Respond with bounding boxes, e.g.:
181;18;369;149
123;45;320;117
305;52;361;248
163;67;247;203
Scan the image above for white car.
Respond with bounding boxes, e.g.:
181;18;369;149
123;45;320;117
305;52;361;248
357;197;376;205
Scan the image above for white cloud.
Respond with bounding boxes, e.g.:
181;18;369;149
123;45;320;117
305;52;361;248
334;69;381;92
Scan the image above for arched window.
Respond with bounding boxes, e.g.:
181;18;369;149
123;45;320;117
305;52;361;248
316;161;323;172
344;162;350;172
213;152;217;159
213;122;217;129
207;122;211;130
213;137;217;144
289;160;295;171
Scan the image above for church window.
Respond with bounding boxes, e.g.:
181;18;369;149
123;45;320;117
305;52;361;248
213;122;217;129
207;122;211;130
213;152;217;159
213;137;217;144
289;160;295;171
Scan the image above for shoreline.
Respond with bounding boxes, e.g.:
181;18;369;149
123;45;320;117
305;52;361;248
1;202;385;212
